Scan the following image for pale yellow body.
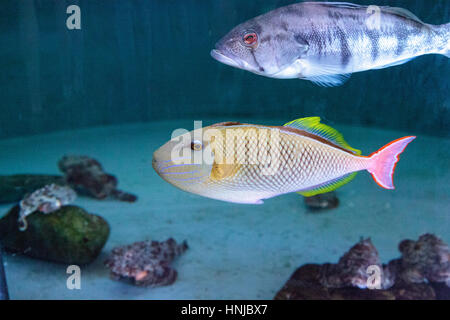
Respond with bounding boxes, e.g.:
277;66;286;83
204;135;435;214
153;124;369;204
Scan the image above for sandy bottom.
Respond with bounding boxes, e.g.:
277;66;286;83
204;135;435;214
0;119;448;300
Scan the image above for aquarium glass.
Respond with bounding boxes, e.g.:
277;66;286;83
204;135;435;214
0;0;448;300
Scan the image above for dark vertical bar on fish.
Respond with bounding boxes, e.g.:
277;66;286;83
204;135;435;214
0;246;9;300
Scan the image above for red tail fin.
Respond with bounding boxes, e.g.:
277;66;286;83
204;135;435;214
368;136;416;189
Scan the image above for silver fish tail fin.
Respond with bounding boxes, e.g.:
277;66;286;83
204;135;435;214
436;22;450;57
445;23;450;57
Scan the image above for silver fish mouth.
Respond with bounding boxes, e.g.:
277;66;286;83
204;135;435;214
211;49;267;76
210;49;242;69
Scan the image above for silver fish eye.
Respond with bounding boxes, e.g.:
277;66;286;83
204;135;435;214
241;30;259;48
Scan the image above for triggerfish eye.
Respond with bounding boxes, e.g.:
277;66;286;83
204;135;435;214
191;140;203;151
243;32;258;47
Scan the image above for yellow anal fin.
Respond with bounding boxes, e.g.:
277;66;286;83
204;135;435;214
297;172;358;197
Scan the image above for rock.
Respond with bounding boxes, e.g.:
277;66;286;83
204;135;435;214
430;282;450;300
0;205;109;265
58;155;137;202
275;234;449;300
319;239;384;289
274;264;435;300
396;234;450;285
388;280;436;300
0;175;65;204
274;264;331;300
274;264;395;300
104;238;188;287
304;191;339;211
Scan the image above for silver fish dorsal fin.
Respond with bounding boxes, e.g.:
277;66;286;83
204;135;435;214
283;117;361;155
381;6;424;24
314;2;363;9
319;2;424;24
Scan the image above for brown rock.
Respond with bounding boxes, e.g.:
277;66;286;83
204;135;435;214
275;235;449;300
104;238;188;287
304;192;339;211
58;155;137;202
275;264;436;300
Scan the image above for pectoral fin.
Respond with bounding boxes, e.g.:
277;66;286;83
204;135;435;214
298;59;353;87
302;73;352;87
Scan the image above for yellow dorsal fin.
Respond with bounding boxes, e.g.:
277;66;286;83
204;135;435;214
284;117;361;155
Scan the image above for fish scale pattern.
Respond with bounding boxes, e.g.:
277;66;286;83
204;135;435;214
203;126;365;197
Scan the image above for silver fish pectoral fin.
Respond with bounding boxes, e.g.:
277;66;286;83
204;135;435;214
302;73;352;87
297;59;354;87
271;59;307;79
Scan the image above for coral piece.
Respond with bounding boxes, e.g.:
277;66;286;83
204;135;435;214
0;205;110;264
319;238;384;289
275;234;450;300
430;282;450;300
274;264;435;300
304;191;339;211
18;184;76;231
104;238;188;287
58;155;137;202
396;234;449;286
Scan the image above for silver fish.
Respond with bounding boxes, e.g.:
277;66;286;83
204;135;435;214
211;2;450;86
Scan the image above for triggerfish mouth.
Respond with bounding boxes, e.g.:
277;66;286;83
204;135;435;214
211;2;450;87
152;117;415;204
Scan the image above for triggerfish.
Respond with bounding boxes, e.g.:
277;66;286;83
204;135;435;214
152;117;415;204
211;2;450;86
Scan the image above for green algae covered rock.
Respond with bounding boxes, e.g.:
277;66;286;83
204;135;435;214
0;205;109;265
0;175;65;204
